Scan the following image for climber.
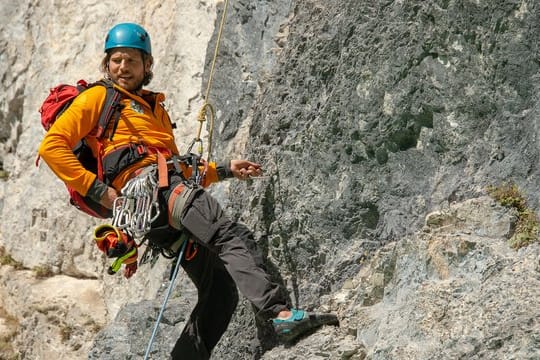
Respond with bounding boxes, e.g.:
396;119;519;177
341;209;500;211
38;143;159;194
38;22;338;358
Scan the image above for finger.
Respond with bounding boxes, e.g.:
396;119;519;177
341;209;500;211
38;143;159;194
248;162;262;169
247;166;262;176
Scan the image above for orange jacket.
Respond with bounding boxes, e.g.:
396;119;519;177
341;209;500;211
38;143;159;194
38;82;220;196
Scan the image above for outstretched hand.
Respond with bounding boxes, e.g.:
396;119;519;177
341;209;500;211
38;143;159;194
230;159;262;180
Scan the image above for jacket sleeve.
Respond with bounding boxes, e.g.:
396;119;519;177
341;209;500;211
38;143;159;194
38;86;107;196
175;161;226;187
201;162;220;186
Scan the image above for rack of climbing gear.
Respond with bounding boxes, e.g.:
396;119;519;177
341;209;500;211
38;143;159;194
92;165;161;275
111;166;161;241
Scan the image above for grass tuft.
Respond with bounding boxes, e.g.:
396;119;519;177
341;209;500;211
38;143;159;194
487;182;539;249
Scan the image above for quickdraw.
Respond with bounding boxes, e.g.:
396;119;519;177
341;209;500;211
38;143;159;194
112;166;161;241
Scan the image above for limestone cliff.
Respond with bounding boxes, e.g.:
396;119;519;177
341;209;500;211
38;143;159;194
1;1;539;359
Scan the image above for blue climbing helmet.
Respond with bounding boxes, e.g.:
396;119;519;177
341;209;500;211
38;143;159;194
104;23;152;55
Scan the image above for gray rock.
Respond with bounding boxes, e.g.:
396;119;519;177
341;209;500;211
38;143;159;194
1;0;540;359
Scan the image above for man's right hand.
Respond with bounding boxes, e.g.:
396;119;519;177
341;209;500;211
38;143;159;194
100;186;119;209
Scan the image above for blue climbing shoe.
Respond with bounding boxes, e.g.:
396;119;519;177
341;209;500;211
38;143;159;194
272;309;339;343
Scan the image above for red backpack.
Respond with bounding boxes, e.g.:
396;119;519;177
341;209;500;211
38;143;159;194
38;79;123;218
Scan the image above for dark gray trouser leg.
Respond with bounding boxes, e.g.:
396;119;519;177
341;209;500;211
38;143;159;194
179;189;290;319
170;248;238;360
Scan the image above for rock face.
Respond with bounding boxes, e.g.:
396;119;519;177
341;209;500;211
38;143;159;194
1;1;540;360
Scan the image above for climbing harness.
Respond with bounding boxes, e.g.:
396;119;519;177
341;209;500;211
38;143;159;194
144;237;188;360
102;152;205;274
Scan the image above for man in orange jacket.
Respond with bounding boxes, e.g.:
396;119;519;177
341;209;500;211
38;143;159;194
38;23;337;359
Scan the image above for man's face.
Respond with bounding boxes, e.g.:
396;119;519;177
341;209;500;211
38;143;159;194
107;48;150;91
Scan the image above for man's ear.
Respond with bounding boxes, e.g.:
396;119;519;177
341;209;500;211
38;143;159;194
144;55;154;72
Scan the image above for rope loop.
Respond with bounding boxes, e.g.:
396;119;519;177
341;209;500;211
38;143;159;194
194;102;215;160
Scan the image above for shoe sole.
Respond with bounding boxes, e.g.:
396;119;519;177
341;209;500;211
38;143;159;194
274;313;339;343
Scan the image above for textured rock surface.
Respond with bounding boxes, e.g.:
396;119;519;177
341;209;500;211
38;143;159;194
1;0;540;359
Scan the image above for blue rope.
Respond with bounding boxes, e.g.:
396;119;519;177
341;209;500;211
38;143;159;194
144;239;188;360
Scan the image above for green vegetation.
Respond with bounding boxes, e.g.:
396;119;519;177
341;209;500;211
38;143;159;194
0;247;23;270
33;265;54;279
487;182;539;249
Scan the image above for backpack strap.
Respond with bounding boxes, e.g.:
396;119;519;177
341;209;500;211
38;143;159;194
93;80;124;140
90;80;124;182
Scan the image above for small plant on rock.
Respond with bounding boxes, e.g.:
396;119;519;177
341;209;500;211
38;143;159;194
487;182;539;249
0;247;24;270
33;265;54;279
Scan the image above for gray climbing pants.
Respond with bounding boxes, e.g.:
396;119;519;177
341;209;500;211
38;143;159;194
159;172;289;360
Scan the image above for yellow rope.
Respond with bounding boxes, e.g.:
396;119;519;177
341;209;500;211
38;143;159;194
195;0;230;162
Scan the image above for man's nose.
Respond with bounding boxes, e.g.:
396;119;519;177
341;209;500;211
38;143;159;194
118;60;128;71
